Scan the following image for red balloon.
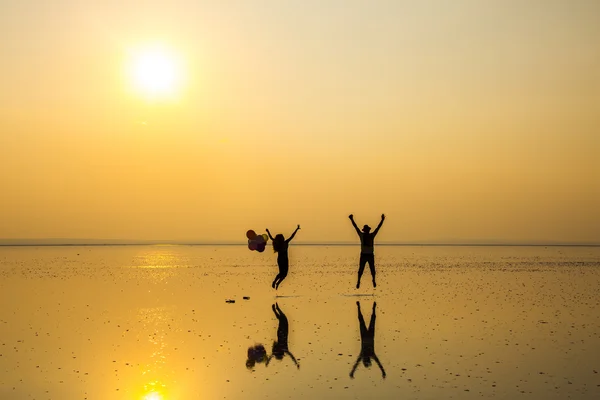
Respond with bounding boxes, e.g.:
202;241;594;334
246;230;257;240
248;241;258;251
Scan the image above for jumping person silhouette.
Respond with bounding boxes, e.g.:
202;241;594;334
266;303;300;368
350;301;386;379
266;225;300;290
349;214;385;289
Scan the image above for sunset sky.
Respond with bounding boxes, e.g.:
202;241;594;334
1;1;599;244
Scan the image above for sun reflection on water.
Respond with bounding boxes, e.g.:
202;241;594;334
136;306;172;400
141;381;167;400
143;391;163;400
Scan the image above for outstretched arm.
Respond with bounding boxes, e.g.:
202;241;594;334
286;351;300;369
349;214;361;236
349;355;361;378
266;229;275;241
372;354;386;378
285;225;300;243
372;214;386;237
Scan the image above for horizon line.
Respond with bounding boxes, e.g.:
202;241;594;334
0;240;599;247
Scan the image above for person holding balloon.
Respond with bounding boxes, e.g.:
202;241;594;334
266;225;300;290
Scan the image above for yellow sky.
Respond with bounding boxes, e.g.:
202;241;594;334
1;1;599;243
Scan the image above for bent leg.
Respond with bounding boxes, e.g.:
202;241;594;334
275;271;288;289
275;259;289;290
274;258;289;289
272;274;281;288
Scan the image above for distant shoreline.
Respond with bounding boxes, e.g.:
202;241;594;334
0;242;598;247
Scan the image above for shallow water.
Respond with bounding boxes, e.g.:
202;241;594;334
1;245;599;399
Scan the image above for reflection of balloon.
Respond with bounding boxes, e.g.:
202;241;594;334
248;241;258;251
246;230;257;240
246;344;267;369
248;344;267;362
262;233;268;242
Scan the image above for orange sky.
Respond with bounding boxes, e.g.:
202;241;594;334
1;1;599;243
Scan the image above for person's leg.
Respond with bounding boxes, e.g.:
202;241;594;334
275;271;287;289
275;260;289;290
357;301;368;338
357;254;367;289
368;302;376;337
273;258;285;288
367;255;376;287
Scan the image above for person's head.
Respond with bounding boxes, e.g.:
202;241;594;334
362;356;372;367
362;225;371;233
272;234;285;253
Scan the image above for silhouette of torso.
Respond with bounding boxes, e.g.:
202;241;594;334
277;242;290;265
359;233;375;254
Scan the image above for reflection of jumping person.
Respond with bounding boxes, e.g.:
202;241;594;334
266;303;300;368
266;225;300;290
349;214;385;289
350;301;386;379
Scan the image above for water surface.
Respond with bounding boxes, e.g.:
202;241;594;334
1;245;599;399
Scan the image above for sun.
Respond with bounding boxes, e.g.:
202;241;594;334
128;44;183;99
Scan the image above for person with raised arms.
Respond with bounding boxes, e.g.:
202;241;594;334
350;301;386;379
349;214;385;289
266;224;300;290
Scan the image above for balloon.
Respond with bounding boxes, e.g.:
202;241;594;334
245;230;269;252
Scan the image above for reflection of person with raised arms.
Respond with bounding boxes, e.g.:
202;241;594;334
266;303;300;369
349;214;385;289
350;301;386;379
266;225;300;290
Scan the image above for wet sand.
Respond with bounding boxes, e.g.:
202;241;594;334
1;245;599;399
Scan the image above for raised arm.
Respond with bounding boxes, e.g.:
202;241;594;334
349;355;361;378
349;214;361;236
285;225;300;243
286;350;300;369
372;214;386;237
266;229;275;241
372;354;386;378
